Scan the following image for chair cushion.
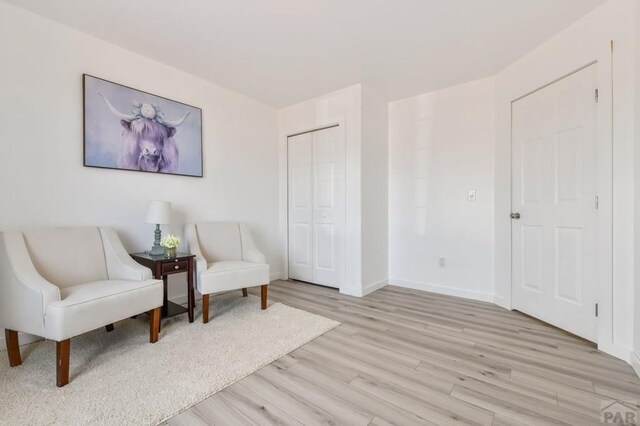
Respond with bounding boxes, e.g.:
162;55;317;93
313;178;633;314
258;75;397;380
196;222;242;262
23;227;108;288
44;279;163;341
198;261;269;294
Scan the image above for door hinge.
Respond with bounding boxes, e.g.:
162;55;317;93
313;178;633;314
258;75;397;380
595;195;599;210
595;89;599;103
595;303;599;317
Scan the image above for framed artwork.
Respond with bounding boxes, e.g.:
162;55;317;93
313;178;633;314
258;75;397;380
83;74;203;177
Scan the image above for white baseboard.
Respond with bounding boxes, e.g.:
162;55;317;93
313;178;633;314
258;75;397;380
339;286;362;297
598;340;632;364
492;295;511;310
388;278;494;303
270;272;285;281
363;279;388;296
632;352;640;379
340;279;388;298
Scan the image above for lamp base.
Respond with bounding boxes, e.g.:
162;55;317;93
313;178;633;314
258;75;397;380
149;245;164;256
149;224;164;256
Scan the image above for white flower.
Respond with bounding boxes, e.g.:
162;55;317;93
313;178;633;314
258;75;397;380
140;103;157;119
160;234;181;248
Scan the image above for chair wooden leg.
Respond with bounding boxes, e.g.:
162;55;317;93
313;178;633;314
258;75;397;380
5;329;22;367
202;294;210;323
56;339;70;387
242;288;248;297
149;307;160;343
105;324;114;332
261;284;268;310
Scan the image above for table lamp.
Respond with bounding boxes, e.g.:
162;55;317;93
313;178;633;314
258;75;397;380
145;200;171;255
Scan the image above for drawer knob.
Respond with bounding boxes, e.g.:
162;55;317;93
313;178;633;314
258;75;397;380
174;265;179;270
175;259;179;262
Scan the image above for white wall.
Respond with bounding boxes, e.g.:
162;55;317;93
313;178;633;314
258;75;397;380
388;77;495;301
278;85;363;294
361;86;389;293
494;0;635;360
0;2;281;317
634;0;640;376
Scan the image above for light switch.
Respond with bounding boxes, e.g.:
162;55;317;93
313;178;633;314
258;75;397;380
468;190;476;201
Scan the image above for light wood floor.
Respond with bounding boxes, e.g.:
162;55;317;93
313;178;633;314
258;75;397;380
167;280;640;425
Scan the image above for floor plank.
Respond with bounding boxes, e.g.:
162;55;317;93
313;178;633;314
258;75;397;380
172;281;640;425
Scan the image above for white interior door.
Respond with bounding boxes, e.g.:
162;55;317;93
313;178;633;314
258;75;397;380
511;64;598;342
311;126;345;287
288;133;313;282
288;125;344;288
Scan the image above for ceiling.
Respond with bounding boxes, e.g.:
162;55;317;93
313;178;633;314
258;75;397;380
6;0;605;107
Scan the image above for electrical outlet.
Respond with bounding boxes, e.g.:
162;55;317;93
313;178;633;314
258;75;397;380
439;257;446;267
468;190;476;201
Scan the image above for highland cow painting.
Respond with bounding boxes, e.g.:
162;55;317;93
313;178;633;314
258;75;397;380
83;74;203;177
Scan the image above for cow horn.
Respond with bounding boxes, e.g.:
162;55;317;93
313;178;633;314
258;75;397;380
163;112;191;127
99;92;137;121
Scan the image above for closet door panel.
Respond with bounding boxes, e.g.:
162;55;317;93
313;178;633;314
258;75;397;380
287;133;313;282
312;126;344;288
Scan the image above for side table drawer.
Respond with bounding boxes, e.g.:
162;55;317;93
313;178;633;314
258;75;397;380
161;259;189;274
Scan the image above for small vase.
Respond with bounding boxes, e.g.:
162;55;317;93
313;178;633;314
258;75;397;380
164;246;177;258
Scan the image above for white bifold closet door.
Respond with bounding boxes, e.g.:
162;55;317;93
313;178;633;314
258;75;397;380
511;64;598;342
288;126;345;288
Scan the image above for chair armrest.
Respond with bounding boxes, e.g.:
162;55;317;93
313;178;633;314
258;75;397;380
194;255;207;277
185;224;208;274
243;247;267;264
239;223;267;264
0;232;60;336
100;227;152;281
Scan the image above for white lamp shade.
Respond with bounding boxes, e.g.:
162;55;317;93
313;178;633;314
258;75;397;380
145;200;171;224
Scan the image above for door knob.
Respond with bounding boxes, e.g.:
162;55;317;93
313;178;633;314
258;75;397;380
510;212;521;219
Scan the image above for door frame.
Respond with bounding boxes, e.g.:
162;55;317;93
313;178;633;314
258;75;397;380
508;61;614;352
282;118;347;291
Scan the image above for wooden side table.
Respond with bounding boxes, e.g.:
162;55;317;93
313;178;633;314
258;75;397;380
130;252;195;328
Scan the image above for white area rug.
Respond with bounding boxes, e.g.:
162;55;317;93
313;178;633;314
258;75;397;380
0;294;339;425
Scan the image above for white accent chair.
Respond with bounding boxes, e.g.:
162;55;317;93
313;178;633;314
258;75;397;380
185;222;270;323
0;226;163;387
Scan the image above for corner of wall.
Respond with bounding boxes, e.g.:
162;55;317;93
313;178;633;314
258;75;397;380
270;271;285;282
339;287;362;297
598;339;632;364
632;351;640;378
363;279;388;296
360;84;389;293
492;294;511;310
340;279;387;297
634;0;640;380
